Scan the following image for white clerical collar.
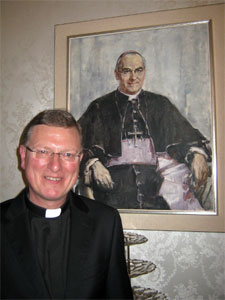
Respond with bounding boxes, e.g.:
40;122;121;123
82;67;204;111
26;193;69;218
118;88;142;100
45;208;62;218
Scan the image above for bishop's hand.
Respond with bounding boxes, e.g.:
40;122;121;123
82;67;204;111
91;161;114;191
191;153;209;191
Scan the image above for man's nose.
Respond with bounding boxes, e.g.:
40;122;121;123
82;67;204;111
47;153;62;172
130;70;138;79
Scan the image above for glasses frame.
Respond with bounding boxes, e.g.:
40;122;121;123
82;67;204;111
118;67;145;76
25;146;82;162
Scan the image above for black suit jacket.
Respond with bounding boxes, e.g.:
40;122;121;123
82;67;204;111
1;189;133;299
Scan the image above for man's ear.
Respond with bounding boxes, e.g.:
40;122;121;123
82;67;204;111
19;145;26;170
114;69;120;81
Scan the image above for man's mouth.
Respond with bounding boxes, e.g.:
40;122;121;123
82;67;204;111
45;176;61;181
129;81;139;86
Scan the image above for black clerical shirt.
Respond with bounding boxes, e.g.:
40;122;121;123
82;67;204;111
27;197;70;299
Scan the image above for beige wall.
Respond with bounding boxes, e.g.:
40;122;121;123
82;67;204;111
1;1;224;299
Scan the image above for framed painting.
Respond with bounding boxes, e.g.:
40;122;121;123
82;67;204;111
55;4;225;232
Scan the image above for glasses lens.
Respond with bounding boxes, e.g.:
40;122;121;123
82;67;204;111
36;150;50;159
61;153;74;161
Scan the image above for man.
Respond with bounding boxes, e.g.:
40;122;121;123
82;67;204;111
1;109;133;299
78;50;211;210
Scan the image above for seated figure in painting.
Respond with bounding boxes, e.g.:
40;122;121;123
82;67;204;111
78;50;211;210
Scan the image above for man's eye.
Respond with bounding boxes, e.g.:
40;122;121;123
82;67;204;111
63;152;73;158
122;69;130;74
39;149;47;154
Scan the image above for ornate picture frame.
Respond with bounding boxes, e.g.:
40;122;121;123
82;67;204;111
55;4;224;232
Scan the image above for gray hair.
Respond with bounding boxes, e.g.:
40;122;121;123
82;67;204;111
115;50;146;71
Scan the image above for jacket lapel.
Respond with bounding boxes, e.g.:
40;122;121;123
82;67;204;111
4;190;50;298
65;194;93;297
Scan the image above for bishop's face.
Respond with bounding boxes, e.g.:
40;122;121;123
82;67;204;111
115;54;146;95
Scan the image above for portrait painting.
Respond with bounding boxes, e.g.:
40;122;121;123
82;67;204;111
67;20;216;215
55;4;225;231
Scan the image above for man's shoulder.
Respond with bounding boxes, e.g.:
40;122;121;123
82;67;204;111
0;198;13;215
94;90;116;102
1;189;26;221
1;192;22;209
70;191;118;216
142;90;170;102
80;91;117;118
89;91;116;109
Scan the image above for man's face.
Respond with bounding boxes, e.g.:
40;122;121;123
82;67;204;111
115;54;146;95
20;125;83;208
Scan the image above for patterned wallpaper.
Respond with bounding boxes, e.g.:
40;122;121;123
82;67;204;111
128;230;225;299
1;1;224;299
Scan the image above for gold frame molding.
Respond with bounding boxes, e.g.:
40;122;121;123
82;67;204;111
55;4;224;232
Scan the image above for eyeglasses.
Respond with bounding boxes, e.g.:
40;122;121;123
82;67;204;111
26;146;82;162
118;67;145;76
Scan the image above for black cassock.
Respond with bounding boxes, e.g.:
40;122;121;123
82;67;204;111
78;89;210;209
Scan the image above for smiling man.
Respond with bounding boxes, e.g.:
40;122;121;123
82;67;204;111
114;52;146;95
20;125;82;208
78;50;211;210
1;109;133;299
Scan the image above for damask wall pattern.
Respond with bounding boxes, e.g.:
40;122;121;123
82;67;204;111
1;1;224;299
129;230;225;299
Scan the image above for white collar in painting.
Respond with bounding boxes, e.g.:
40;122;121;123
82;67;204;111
118;88;142;100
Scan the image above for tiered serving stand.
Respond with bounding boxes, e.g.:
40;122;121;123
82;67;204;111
124;232;167;300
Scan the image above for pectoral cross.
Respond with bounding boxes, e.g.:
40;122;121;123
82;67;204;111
128;123;143;147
